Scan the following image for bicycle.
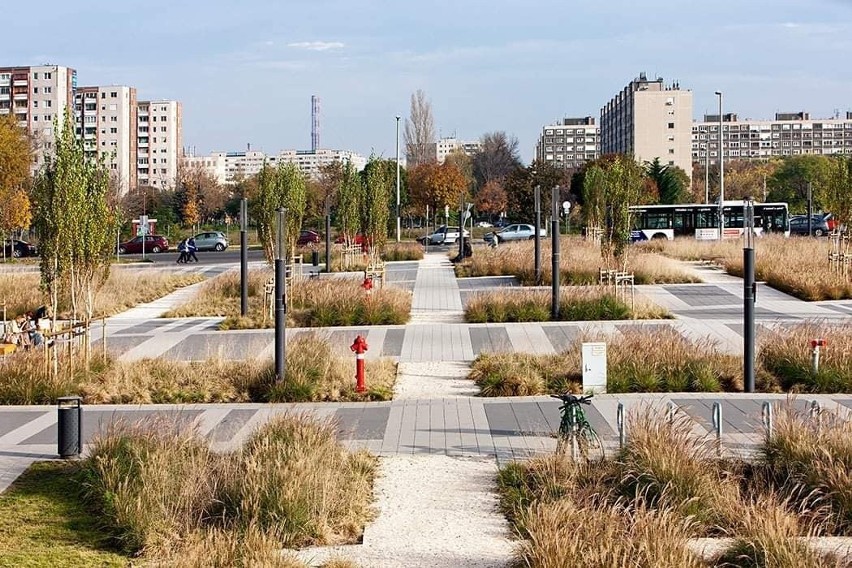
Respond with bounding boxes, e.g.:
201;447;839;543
551;393;605;461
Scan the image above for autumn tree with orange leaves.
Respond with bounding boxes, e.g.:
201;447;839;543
408;161;468;214
0;112;34;241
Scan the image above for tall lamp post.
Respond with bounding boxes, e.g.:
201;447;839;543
240;198;248;316
551;185;561;319
743;197;756;393
395;115;401;243
715;91;725;238
534;185;541;286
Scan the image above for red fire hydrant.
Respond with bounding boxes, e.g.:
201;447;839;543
810;338;826;373
351;335;369;392
361;276;373;296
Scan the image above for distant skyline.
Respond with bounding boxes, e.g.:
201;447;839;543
6;0;852;162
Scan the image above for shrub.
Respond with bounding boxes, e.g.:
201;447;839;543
464;288;667;324
469;352;580;397
81;413;376;561
759;323;852;393
381;241;424;261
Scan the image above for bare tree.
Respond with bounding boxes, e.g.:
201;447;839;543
472;131;522;190
403;89;436;167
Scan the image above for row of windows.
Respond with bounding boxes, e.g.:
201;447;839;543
695;123;852;132
544;128;599;135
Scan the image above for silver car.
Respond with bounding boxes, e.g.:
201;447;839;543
192;231;229;251
484;224;547;244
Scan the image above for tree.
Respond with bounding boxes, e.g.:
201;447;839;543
814;157;852;229
251;162;308;263
403;89;436;167
767;155;831;213
408;161;467;215
362;156;394;256
504;160;571;221
475;180;508;217
336;160;363;246
0;112;34;246
645;158;689;204
33;113;116;326
582;154;646;268
472;131;522;190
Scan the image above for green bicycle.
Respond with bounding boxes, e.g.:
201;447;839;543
551;393;605;460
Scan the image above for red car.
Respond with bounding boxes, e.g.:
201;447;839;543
334;233;368;245
117;235;170;254
297;230;321;246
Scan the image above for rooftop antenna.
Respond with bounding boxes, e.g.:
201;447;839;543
311;95;320;152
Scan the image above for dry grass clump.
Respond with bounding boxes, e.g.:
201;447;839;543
0;270;203;319
456;237;700;285
81;414;376;562
759;323;852;393
0;334;396;404
500;406;842;567
760;405;852;532
167;269;411;328
648;235;852;301
469;328;739;396
464;287;669;324
382;241;424;261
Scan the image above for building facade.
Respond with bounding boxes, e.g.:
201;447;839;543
137;100;182;189
535;116;600;168
692;111;852;164
74;85;138;194
601;73;693;178
431;137;482;164
0;64;76;170
184;148;368;185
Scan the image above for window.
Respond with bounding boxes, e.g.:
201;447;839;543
110;127;117;134
101;92;106;99
33;72;39;80
45;100;51;107
668;122;675;129
33;101;38;108
33;87;38;94
44;72;51;80
668;148;675;154
44;86;52;93
110;91;117;98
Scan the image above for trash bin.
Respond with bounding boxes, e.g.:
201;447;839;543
311;250;320;266
57;396;82;459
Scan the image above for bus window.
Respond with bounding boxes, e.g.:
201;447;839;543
695;212;717;229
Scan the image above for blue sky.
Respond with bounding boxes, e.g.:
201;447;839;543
6;0;852;162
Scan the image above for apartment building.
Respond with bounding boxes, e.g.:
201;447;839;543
0;64;76;169
692;111;852;164
74;86;137;194
431;137;482;164
184;148;368;185
601;73;693;178
137;100;182;189
535;116;600;169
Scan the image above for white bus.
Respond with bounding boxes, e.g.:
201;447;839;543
629;201;790;241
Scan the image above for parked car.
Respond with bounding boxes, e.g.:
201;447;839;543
334;233;368;245
475;220;493;228
789;215;831;237
192;231;229;251
3;239;37;258
417;226;470;245
297;230;321;246
117;235;170;254
483;224;547;244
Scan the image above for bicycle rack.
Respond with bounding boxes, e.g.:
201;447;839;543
666;400;677;423
711;402;723;457
616;402;625;449
761;401;773;440
570;406;579;461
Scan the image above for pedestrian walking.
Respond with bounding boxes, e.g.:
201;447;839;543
187;237;199;263
176;239;188;263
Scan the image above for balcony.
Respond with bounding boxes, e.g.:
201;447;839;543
13;80;28;87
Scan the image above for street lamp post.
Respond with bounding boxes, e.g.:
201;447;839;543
715;91;725;238
395;115;401;243
534;186;541;286
743;197;756;393
551;185;561;319
240;198;248;316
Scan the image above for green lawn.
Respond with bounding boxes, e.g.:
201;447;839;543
0;461;128;567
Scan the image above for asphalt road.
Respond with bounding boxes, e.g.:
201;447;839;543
117;248;268;267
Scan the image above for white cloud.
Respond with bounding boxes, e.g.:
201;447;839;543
287;41;344;51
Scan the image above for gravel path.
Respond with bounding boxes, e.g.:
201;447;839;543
296;455;514;568
394;361;479;399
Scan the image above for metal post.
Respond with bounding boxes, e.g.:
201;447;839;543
459;194;465;260
534;185;541;286
667;400;677;423
395;115;401;243
325;197;332;273
716;91;725;238
807;182;813;237
240;198;248;317
712;401;723;457
570;405;579;460
274;208;287;383
616;402;625;448
743;198;756;393
551;186;560;319
761;402;773;440
704;145;710;204
810;400;821;421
